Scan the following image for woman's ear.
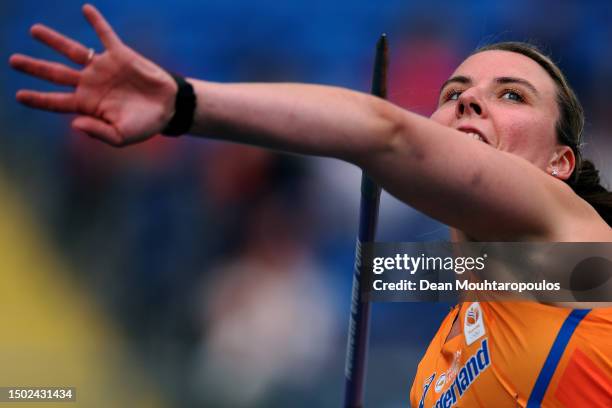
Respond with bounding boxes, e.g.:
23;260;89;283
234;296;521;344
548;145;575;180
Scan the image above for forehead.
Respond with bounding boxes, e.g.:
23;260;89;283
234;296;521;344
452;50;557;96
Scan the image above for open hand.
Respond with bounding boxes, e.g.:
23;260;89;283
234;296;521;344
9;4;177;146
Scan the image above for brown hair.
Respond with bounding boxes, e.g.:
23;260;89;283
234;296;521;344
474;41;612;226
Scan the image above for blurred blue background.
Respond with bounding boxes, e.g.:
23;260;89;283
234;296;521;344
1;1;611;407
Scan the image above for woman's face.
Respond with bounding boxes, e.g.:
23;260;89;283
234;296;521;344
430;50;560;170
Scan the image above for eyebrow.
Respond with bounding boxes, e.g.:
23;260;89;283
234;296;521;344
439;75;471;95
439;75;540;97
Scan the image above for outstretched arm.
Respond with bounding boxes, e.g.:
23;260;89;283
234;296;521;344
9;4;580;241
186;78;582;241
9;5;399;159
188;80;399;161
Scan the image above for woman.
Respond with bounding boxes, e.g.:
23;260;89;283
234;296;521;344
9;4;612;406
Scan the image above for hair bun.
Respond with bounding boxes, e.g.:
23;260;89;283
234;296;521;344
571;159;607;195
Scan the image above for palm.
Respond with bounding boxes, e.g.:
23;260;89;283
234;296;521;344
9;4;176;146
77;47;175;142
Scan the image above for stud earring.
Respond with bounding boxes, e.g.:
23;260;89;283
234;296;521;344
551;168;559;177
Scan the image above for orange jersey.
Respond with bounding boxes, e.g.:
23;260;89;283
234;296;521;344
410;302;612;407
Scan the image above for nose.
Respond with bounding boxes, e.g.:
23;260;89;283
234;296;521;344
456;92;485;118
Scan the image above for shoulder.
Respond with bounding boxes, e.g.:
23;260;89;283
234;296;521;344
537;178;611;242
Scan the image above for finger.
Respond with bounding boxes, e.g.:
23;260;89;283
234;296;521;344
72;115;123;146
16;90;77;113
10;54;81;86
30;23;91;65
82;4;121;50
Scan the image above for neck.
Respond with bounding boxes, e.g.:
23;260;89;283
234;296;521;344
450;227;476;242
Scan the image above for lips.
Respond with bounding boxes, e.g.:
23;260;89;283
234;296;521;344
457;126;489;144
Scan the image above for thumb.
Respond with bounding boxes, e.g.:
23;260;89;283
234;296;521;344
72;116;123;146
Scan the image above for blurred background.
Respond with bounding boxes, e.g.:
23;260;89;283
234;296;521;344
1;0;611;407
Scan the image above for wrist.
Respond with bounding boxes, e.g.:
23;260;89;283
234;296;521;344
162;73;197;137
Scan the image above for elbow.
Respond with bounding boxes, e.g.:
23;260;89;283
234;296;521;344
373;97;406;153
352;97;409;167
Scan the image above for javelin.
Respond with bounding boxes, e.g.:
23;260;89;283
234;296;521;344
343;33;388;408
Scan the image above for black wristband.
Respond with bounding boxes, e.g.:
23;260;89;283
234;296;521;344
162;73;197;137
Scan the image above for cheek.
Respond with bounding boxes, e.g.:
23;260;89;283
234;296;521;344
503;120;532;146
497;112;556;164
430;106;453;125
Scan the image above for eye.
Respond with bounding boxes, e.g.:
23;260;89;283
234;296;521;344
500;89;524;102
442;88;463;102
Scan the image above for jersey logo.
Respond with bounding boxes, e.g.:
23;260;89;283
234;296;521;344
464;302;485;346
419;373;435;408
433;339;490;408
434;373;446;393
